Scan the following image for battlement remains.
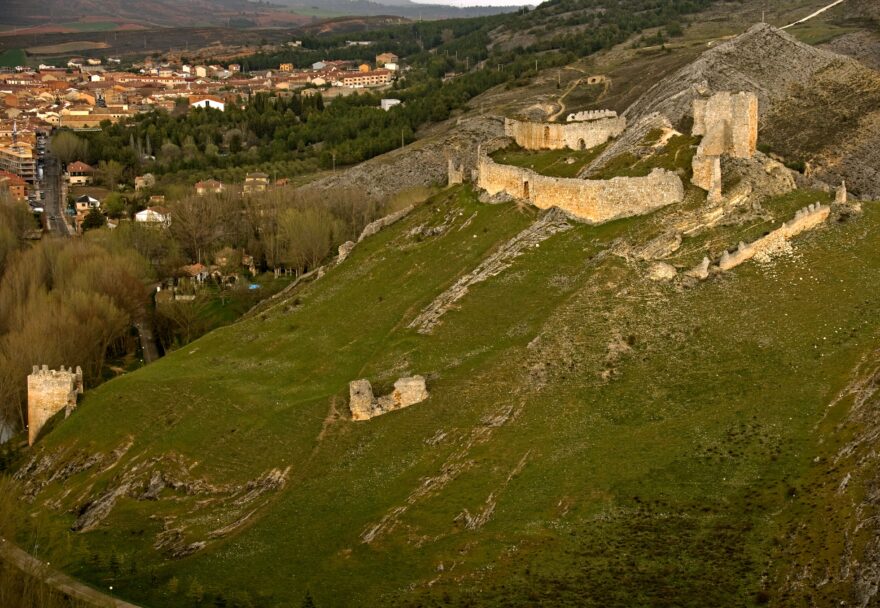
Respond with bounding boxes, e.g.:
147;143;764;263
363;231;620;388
504;116;626;152
27;365;82;446
566;109;618;123
477;147;683;224
712;202;830;272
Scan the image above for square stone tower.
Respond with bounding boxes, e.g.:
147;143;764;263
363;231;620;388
27;365;82;445
691;91;759;202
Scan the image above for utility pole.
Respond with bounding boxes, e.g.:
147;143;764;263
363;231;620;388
400;128;405;150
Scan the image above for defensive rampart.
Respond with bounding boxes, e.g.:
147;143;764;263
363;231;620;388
27;365;82;446
477;147;684;224
567;109;618;123
504;116;625;151
691;202;830;274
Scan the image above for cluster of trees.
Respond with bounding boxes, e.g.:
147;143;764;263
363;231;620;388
0;236;150;430
95;186;385;279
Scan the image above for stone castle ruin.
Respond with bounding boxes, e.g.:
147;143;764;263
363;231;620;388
567;109;618;123
691;91;759;202
27;365;83;445
504;115;625;151
477;143;683;223
349;376;429;420
686;202;831;277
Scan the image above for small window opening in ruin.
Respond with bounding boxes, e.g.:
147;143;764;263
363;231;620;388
543;125;550;142
578;139;586;150
523;180;530;198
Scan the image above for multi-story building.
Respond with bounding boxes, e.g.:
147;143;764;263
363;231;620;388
341;69;392;88
0;143;36;185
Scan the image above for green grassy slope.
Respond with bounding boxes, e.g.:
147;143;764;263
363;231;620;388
15;187;880;607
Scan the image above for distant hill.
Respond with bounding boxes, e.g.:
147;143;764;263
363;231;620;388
276;0;522;19
0;0;519;33
0;0;309;31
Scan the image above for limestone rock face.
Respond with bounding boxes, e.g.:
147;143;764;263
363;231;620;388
349;376;429;420
337;241;355;264
648;262;678;281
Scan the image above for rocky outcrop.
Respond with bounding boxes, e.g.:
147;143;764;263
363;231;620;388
618;23;880;199
337;240;355;264
357;205;414;242
349;376;429;420
624;24;840;127
295;115;503;203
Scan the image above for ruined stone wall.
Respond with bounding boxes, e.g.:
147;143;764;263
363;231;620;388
477;151;684;224
567;109;618;123
27;365;82;445
504;116;626;151
349;376;429;420
716;203;830;271
447;158;466;185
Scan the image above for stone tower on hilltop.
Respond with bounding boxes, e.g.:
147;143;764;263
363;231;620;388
691;91;759;202
27;365;83;446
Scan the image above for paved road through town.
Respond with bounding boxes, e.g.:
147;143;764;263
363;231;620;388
41;152;71;237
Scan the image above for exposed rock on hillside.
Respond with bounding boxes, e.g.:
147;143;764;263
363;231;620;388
297;116;503;202
624;24;840;126
614;24;880;198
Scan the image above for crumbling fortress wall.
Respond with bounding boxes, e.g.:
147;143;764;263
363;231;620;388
27;365;83;445
504;116;625;151
687;202;830;276
691;91;758;202
477;144;684;223
349;376;429;420
567;109;618;123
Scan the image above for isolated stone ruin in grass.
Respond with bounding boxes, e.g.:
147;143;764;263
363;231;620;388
349;376;429;420
27;365;83;446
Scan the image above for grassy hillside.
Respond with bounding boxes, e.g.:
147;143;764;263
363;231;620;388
10;181;880;606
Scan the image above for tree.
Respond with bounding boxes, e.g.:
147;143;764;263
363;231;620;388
81;208;106;232
96;159;124;190
101;192;127;219
50;131;87;165
169;192;242;263
278;206;335;275
301;591;317;608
